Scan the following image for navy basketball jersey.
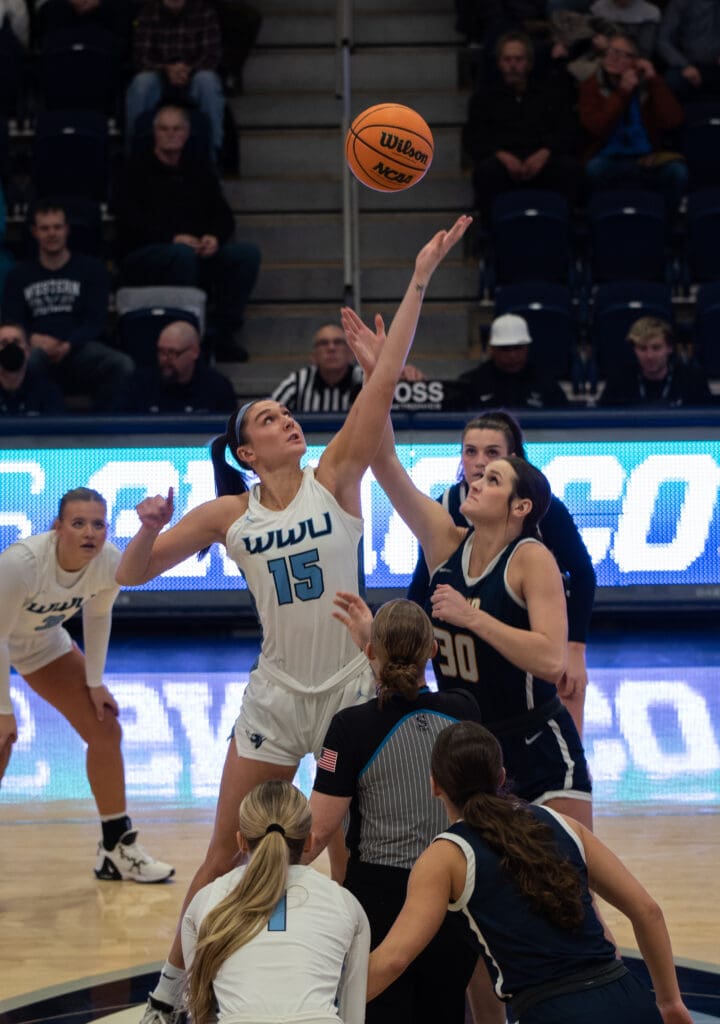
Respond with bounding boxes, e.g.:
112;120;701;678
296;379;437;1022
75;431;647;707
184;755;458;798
427;534;557;724
440;807;615;1000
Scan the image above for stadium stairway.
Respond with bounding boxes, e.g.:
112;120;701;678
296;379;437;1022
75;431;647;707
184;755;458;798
222;0;478;399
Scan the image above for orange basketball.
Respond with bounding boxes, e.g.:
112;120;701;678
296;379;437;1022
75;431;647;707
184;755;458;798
345;103;434;193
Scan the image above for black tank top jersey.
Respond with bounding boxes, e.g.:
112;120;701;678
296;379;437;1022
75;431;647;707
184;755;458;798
441;807;615;999
427;534;557;726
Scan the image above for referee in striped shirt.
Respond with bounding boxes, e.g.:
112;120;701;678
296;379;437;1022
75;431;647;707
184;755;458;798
271;322;364;413
306;596;482;1024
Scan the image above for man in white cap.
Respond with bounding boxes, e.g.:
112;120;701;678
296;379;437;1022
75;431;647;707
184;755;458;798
458;313;568;409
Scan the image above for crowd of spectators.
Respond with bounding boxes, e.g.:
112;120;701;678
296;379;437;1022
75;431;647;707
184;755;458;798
0;0;261;414
0;0;718;416
464;21;698;216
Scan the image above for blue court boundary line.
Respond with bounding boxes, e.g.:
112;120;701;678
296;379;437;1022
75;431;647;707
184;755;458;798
1;957;718;1024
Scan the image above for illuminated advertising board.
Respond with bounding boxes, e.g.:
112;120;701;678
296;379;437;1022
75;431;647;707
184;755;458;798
2;435;720;608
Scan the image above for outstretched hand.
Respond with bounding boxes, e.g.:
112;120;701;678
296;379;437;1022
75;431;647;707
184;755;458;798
414;214;473;285
341;308;386;377
136;487;174;532
332;590;374;652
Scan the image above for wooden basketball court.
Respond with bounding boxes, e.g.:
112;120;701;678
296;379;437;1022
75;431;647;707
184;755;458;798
1;797;718;1019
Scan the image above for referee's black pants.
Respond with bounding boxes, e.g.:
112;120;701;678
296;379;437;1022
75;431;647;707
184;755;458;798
345;859;478;1024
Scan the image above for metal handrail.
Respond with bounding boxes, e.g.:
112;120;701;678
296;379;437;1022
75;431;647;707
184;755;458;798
337;0;361;312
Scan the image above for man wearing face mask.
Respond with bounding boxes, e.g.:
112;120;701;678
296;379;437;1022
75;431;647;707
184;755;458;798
0;323;65;415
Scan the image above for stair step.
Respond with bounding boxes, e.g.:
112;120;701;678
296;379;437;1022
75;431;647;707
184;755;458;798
226;172;473;213
242;46;459;92
251;259;478;302
239;299;473;355
232;89;468;129
256;12;461;47
238;124;462;178
235;210;473;263
252;0;455;13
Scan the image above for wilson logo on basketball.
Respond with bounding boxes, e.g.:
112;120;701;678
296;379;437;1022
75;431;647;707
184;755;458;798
378;133;429;165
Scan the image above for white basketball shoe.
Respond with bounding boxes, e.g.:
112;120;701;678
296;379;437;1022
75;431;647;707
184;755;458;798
94;829;175;883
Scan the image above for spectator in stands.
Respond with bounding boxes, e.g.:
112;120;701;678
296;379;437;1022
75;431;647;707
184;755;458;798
457;313;569;409
114;103;261;363
457;0;553;48
657;0;720;101
550;0;660;84
0;0;28;117
463;31;583;220
113;319;236;413
0;0;28;46
271;322;365;413
40;0;130;46
598;316;714;407
0;322;65;414
590;0;661;59
271;321;429;413
0;183;15;300
578;32;688;211
1;202;133;412
125;0;224;158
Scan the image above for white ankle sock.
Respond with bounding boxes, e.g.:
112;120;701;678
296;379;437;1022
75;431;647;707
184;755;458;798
151;961;186;1008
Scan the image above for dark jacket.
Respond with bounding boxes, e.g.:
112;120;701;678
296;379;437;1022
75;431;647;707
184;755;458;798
0;367;66;415
458;361;569;410
599;356;714;407
464;76;579;163
114;361;236;414
114;149;235;257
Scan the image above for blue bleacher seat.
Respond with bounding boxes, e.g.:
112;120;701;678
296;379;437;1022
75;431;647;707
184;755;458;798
488;190;572;291
591;281;674;375
686;188;720;285
117;306;201;367
33;109;109;202
694;283;720;376
682;101;720;190
494;282;576;378
40;26;120;115
587;189;668;284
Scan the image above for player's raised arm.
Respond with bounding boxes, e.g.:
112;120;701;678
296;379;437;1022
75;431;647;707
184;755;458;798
318;216;471;510
116;489;234;586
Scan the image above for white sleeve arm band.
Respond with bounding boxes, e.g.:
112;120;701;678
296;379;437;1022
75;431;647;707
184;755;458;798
0;547;35;714
82;587;118;689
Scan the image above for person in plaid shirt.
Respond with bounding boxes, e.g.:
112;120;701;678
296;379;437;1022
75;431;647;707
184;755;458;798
125;0;224;156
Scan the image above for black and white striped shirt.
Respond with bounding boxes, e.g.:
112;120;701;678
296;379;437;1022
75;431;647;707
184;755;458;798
314;688;482;869
271;364;364;413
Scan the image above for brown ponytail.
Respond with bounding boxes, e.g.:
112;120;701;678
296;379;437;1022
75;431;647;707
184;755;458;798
431;722;584;931
371;599;435;706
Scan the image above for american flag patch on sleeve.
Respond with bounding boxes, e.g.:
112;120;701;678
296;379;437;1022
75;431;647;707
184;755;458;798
318;747;338;772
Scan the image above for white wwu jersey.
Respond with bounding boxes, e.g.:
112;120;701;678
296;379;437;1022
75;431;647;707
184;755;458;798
225;467;367;695
0;531;120;714
182;863;370;1024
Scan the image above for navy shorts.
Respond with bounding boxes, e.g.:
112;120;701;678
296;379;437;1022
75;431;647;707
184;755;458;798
518;970;662;1024
499;704;592;805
